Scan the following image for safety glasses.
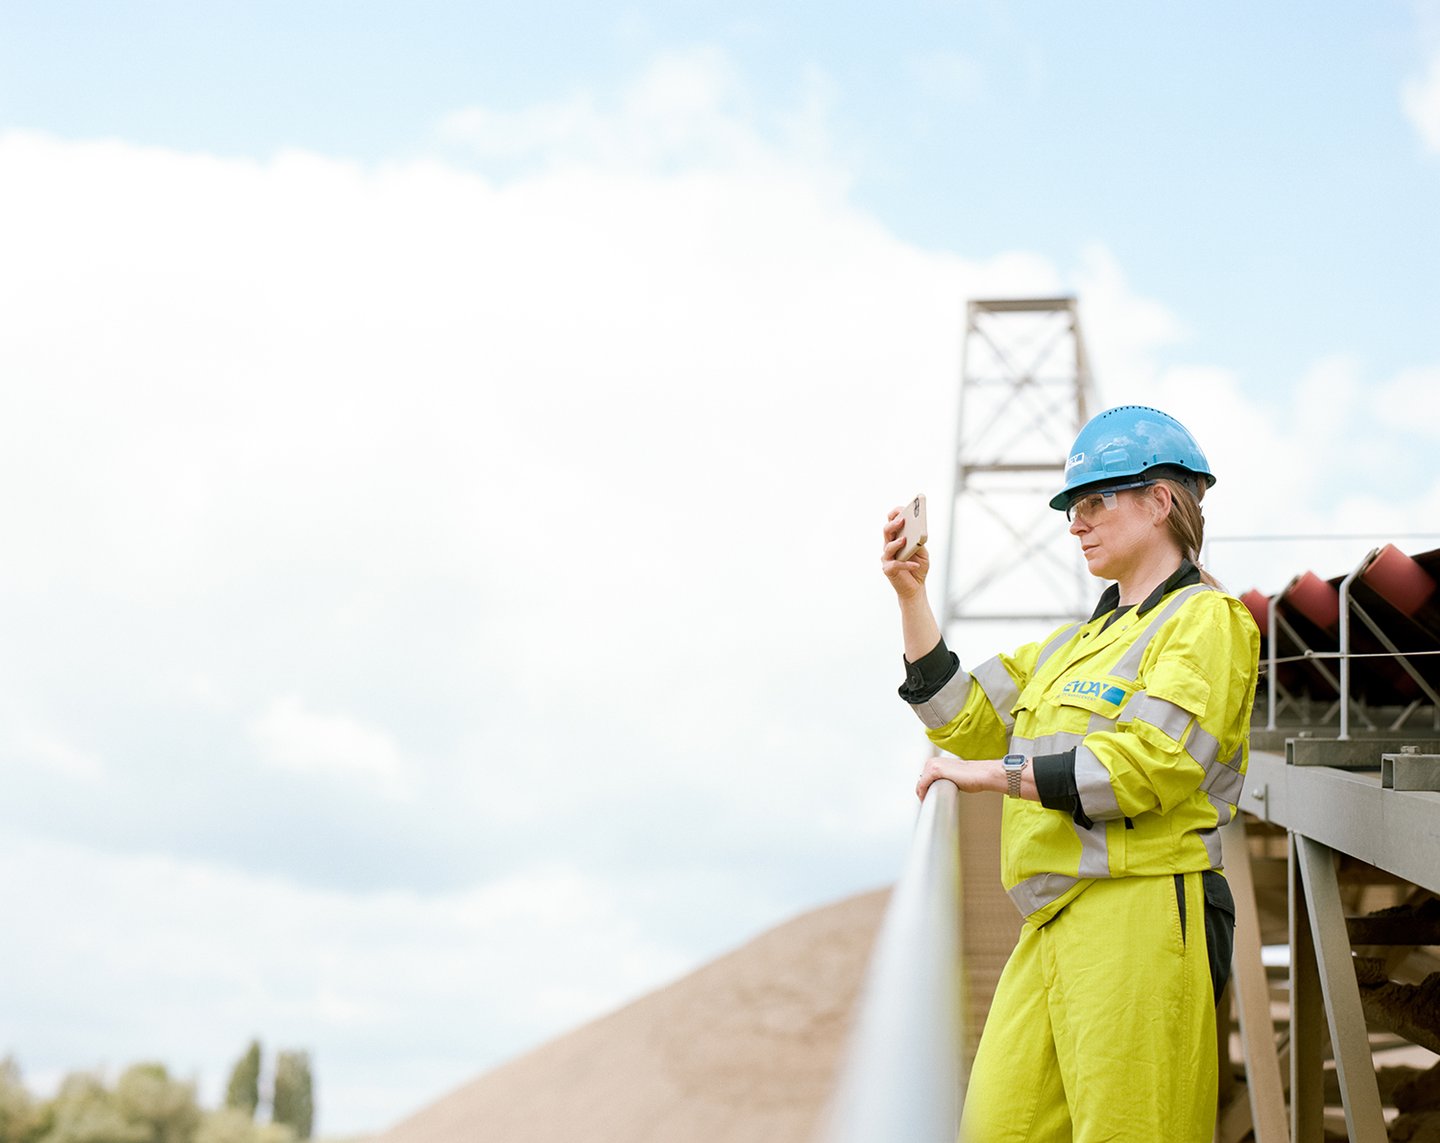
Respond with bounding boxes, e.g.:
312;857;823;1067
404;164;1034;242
1064;479;1156;524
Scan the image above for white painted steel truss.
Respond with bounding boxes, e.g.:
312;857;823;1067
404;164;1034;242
940;297;1097;630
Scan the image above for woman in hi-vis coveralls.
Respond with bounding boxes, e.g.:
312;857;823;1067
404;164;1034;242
881;406;1260;1143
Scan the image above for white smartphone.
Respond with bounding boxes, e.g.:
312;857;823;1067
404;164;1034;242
898;493;928;562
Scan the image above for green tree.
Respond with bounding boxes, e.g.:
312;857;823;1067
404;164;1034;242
0;1058;40;1143
114;1063;201;1143
194;1109;295;1143
269;1055;311;1141
38;1072;148;1143
223;1044;261;1120
37;1063;200;1143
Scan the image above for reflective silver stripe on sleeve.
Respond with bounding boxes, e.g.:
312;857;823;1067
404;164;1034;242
1009;736;1035;755
1072;815;1111;877
1201;744;1246;804
971;655;1020;732
1034;623;1081;671
1204;763;1245;804
910;669;973;730
1006;872;1080;918
1125;693;1193;742
1184;724;1221;770
1074;743;1124;821
1111;584;1216;680
1206;794;1237;830
1196;826;1223;869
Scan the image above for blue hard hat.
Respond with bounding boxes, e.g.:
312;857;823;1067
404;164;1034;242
1050;405;1215;511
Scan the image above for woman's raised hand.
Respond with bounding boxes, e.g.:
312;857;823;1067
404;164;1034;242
882;507;929;599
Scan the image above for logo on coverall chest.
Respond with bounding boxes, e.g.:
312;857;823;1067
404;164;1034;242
1061;679;1128;705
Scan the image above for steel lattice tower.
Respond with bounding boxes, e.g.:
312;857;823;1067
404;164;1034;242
939;297;1099;636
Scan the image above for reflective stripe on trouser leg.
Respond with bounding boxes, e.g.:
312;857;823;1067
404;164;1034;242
961;874;1218;1143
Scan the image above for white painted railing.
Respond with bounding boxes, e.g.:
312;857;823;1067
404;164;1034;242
819;778;967;1142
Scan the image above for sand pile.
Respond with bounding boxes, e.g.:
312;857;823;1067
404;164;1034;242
368;888;890;1143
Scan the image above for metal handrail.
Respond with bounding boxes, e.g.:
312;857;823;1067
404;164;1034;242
819;779;967;1143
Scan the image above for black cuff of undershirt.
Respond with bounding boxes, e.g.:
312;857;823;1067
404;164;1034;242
897;637;960;703
1032;748;1093;830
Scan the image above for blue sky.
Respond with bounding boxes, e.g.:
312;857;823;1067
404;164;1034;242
1;1;1438;1137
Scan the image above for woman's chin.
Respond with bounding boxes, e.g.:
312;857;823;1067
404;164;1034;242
1082;550;1110;578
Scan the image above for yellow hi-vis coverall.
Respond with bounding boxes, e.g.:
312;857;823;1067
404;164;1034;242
900;561;1260;1143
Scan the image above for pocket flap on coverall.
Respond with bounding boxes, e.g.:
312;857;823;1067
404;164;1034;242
1141;656;1212;722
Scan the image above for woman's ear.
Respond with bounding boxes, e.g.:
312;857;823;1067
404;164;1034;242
1149;481;1174;524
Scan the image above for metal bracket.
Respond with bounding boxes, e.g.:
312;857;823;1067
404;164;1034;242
1380;750;1440;790
1287;736;1440;769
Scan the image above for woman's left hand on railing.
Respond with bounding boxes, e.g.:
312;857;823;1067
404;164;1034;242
917;754;1036;801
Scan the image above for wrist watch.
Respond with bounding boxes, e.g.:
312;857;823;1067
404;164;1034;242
1002;753;1027;798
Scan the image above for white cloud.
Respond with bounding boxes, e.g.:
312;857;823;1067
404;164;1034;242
11;730;105;781
1403;49;1440;152
1375;364;1440;439
1288;355;1366;447
434;47;828;179
251;697;411;799
1072;244;1186;393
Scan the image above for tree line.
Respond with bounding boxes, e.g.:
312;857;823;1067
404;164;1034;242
0;1042;314;1143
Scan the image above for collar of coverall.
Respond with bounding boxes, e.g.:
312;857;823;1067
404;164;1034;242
1088;558;1201;623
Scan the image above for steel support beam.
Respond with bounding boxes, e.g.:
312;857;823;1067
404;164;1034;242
1220;815;1287;1143
1292;836;1386;1142
1289;833;1326;1143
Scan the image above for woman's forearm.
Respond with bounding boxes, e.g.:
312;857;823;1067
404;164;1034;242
899;590;943;664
